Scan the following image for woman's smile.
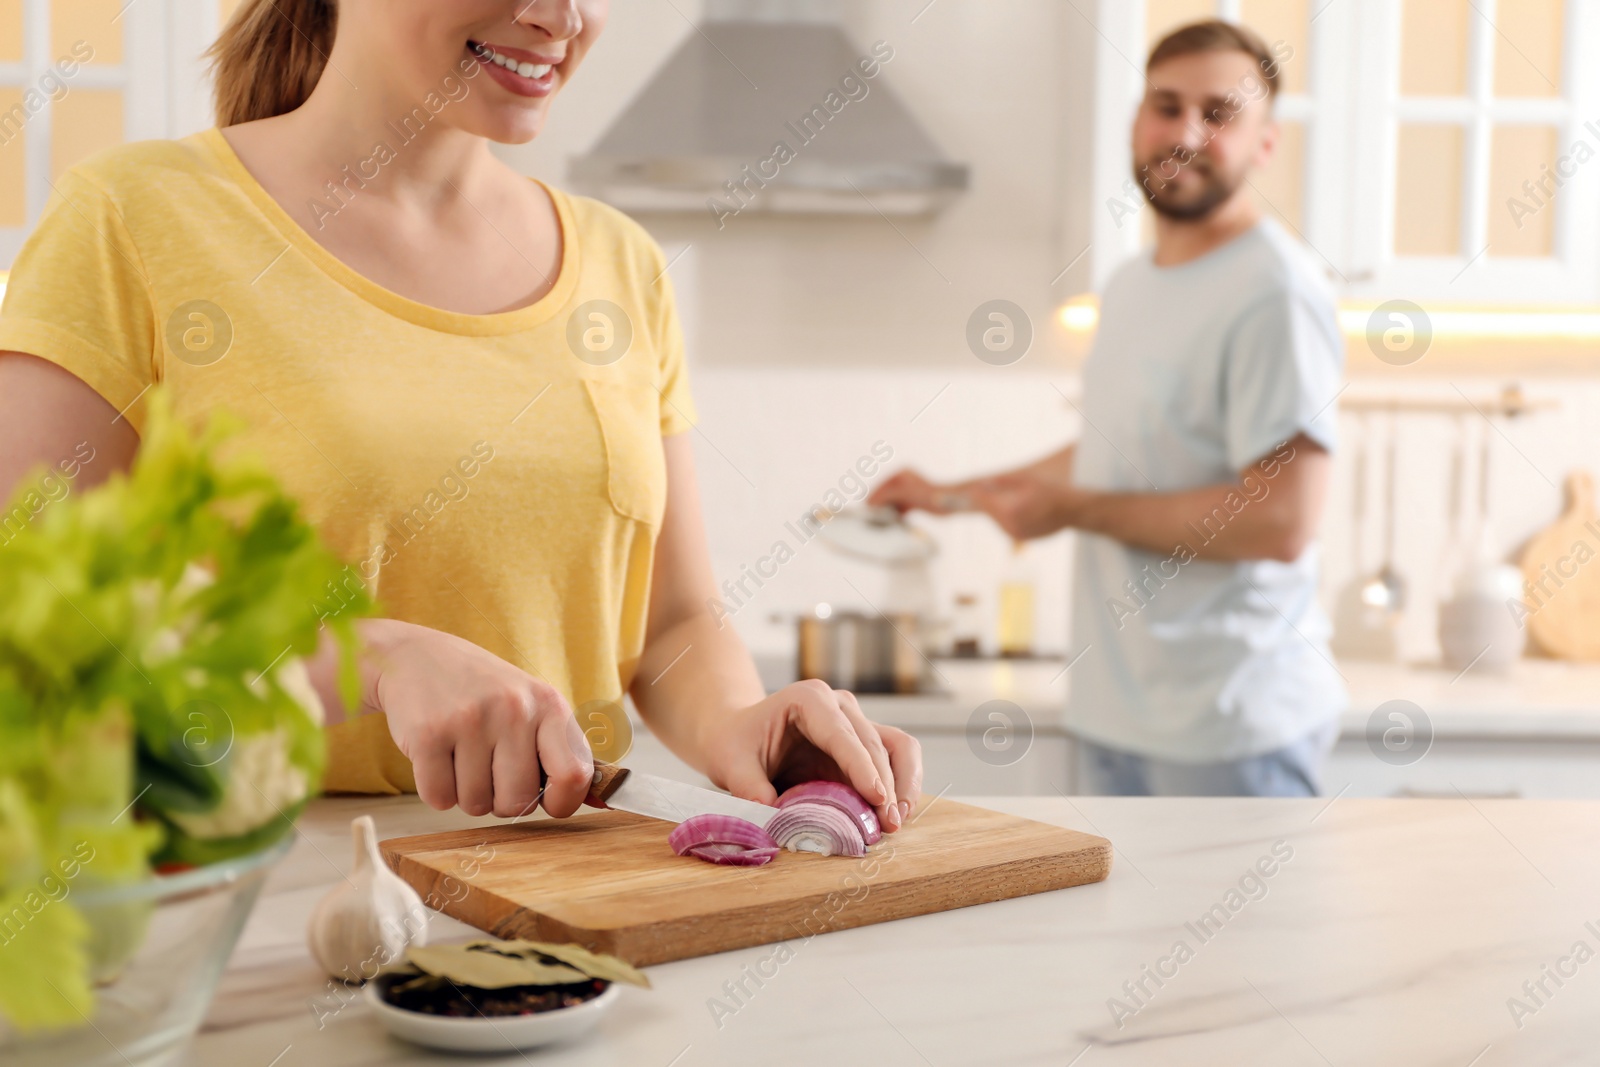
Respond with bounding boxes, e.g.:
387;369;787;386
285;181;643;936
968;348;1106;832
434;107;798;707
470;39;563;98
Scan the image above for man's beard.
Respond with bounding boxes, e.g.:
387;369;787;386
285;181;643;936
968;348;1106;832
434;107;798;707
1134;153;1243;221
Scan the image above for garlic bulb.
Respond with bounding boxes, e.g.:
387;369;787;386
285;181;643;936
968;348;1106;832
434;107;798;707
307;815;430;982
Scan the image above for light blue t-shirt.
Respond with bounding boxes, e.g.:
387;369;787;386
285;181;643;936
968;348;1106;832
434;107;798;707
1066;219;1346;763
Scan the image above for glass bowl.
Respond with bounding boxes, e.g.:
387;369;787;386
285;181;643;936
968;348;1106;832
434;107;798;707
0;834;293;1067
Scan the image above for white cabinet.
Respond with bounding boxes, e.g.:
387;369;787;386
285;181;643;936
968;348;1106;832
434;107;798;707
1328;659;1600;799
1325;737;1600;799
897;731;1073;798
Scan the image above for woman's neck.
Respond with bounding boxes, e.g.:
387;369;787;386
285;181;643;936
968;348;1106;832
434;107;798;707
214;60;563;318
263;61;500;211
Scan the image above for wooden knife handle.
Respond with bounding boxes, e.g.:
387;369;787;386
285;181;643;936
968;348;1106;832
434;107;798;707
588;761;630;805
538;761;630;807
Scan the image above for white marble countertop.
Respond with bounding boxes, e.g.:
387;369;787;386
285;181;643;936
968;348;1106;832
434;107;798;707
855;656;1600;740
184;793;1600;1066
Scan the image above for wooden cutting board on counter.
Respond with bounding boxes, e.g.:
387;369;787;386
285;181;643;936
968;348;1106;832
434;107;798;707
381;800;1110;966
1522;470;1600;660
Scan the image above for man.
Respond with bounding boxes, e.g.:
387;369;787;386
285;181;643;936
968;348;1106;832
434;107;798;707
871;21;1345;797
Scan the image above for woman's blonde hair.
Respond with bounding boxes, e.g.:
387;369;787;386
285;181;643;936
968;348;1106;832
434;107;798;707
206;0;337;127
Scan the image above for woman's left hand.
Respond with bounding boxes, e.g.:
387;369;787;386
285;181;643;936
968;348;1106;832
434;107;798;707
699;680;923;833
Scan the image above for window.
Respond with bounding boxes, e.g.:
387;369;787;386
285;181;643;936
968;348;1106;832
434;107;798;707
1348;0;1599;303
0;0;225;267
1088;0;1600;304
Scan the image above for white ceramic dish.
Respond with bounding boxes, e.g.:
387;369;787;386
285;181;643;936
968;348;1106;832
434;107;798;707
364;975;622;1053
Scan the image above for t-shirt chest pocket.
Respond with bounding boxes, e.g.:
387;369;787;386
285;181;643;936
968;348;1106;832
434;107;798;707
582;378;667;525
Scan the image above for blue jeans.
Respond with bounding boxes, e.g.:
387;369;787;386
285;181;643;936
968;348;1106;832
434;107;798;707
1074;722;1338;797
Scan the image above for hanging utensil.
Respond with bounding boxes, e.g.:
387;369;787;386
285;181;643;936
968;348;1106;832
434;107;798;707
1439;417;1526;671
1472;415;1498;567
1438;415;1469;590
1349;412;1369;574
1359;412;1406;616
1332;413;1397;660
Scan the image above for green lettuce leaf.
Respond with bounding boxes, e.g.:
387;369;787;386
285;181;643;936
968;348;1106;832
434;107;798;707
0;886;92;1030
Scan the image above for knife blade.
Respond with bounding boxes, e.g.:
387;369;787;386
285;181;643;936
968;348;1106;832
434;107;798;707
585;761;777;828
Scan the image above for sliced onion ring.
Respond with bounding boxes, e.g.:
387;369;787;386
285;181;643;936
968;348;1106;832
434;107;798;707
777;781;882;845
767;802;867;858
669;814;778;866
688;843;780;866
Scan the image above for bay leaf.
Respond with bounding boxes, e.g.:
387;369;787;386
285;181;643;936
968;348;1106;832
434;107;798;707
492;939;651;989
405;944;588;988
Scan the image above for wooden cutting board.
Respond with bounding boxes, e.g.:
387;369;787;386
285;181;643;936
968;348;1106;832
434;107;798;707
1522;470;1600;660
381;800;1110;966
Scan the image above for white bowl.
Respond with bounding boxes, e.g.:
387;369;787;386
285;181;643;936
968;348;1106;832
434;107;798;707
364;974;621;1053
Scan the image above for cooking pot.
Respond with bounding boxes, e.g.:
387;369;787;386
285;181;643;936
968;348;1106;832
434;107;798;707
784;605;930;694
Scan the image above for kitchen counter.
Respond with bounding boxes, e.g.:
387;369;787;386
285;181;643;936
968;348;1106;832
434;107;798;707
842;657;1600;798
853;656;1600;739
183;794;1600;1066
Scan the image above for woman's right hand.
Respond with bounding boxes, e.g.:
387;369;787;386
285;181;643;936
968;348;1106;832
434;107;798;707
361;619;594;819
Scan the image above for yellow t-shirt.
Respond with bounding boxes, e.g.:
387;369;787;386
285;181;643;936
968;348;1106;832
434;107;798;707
0;128;696;794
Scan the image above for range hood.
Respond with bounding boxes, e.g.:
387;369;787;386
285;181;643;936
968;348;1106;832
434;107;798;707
570;0;968;218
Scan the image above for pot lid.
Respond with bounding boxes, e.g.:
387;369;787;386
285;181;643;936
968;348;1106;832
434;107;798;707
814;505;937;563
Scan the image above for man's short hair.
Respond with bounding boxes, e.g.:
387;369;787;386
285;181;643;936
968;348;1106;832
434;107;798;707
1146;20;1281;98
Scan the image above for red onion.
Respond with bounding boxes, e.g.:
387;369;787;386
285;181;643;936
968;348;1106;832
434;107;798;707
777;781;882;845
687;843;780;866
766;802;867;858
669;814;778;866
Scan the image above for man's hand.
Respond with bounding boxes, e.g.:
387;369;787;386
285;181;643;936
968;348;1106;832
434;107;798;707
868;469;970;515
871;446;1080;537
965;471;1097;541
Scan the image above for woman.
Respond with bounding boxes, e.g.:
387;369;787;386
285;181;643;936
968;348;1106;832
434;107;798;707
0;0;921;831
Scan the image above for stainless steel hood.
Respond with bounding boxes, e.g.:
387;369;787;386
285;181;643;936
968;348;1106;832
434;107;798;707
570;0;968;218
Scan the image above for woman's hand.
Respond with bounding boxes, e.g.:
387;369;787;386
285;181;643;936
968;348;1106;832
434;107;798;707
362;620;594;819
699;680;923;833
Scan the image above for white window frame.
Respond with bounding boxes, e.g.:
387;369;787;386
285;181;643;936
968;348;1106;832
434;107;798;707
1088;0;1600;305
1347;0;1600;305
168;0;226;139
0;0;224;267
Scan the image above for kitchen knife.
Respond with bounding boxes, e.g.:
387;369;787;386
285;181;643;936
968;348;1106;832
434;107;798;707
583;762;778;828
